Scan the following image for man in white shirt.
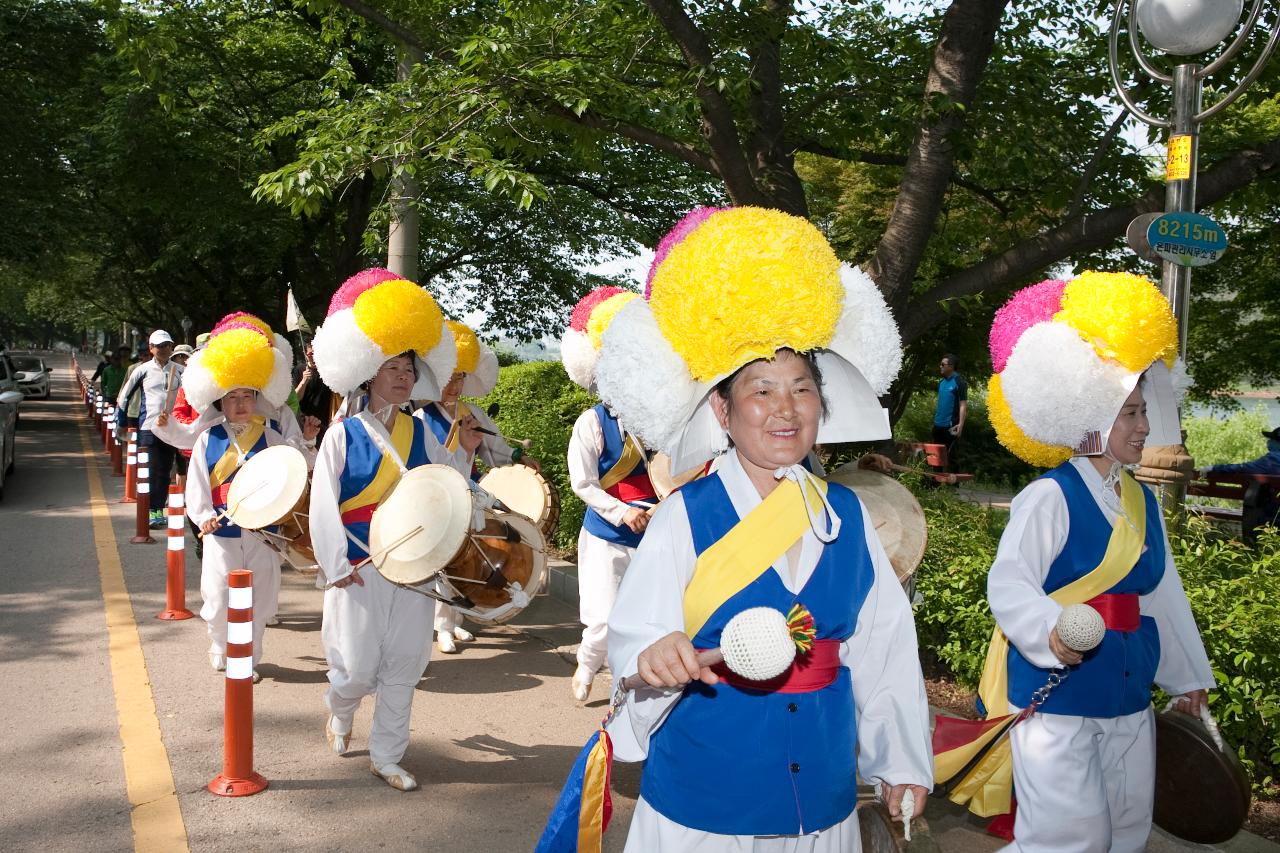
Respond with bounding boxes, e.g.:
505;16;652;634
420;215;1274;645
116;329;182;527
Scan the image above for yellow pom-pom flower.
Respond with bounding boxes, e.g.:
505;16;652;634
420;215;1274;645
353;279;442;357
201;327;274;392
586;292;638;350
447;320;480;374
648;207;842;382
1055;271;1178;372
988;374;1073;468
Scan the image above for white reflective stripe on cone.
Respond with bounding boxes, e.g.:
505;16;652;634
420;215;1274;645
228;587;253;609
167;537;184;552
127;454;136;464
226;657;253;681
168;515;184;530
138;452;149;464
227;621;253;645
138;483;150;495
168;492;184;509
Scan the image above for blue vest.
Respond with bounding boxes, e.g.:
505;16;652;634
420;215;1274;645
640;473;875;836
204;424;271;539
417;402;479;480
582;404;649;548
1006;463;1166;717
337;415;430;562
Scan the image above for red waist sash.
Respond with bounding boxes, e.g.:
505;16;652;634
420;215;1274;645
1085;593;1140;633
711;639;842;694
341;503;378;526
605;472;657;504
212;482;232;506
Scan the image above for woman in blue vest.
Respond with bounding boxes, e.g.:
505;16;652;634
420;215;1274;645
982;273;1214;851
594;207;932;850
561;287;659;702
179;318;312;680
308;269;481;792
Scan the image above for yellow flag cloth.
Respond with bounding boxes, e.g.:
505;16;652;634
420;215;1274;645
943;470;1148;816
682;476;828;640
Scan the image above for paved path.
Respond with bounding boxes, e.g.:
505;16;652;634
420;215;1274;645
1;355;1273;852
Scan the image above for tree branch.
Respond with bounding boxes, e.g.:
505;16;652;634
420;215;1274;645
900;134;1280;341
329;0;427;52
868;0;1011;308
543;101;718;175
1066;103;1134;220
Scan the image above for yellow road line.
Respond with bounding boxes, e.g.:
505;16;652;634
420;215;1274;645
79;425;190;853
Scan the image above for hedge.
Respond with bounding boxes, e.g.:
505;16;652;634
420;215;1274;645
912;484;1280;790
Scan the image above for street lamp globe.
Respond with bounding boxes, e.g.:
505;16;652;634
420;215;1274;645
1136;0;1244;55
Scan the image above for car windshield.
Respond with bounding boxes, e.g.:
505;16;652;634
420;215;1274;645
11;357;42;372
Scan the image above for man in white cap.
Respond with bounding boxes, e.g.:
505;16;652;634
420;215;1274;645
117;329;182;528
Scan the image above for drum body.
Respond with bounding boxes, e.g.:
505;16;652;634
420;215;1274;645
648;452;704;500
276;480;318;572
826;463;927;596
439;511;547;624
478;464;561;540
1153;709;1250;844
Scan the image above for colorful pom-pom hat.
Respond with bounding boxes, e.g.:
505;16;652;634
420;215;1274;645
445;320;500;397
594;206;903;473
560;286;640;390
311;267;456;402
986;271;1184;467
182;312;293;413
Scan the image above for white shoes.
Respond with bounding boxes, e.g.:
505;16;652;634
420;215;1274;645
572;665;594;703
209;652;226;672
437;631;458;654
326;716;351;756
371;762;417;791
452;626;474;642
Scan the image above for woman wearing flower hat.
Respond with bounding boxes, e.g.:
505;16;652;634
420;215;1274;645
416;319;541;654
596;208;932;849
560;287;660;702
308;269;483;792
978;273;1214;851
178;320;315;680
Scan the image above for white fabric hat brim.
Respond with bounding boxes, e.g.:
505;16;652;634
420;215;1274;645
421;326;457;392
1139;361;1182;447
461;345;500;397
410;351;443;402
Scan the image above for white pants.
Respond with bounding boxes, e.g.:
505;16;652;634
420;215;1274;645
1001;707;1155;853
322;567;435;768
200;533;281;666
435;604;463;635
624;796;862;852
575;529;634;674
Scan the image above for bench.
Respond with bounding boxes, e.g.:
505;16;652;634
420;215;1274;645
1187;472;1280;541
903;442;974;484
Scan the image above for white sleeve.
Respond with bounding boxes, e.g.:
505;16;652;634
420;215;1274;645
419;419;471;474
1146;510;1216;696
846;500;934;790
605;494;697;761
987;478;1071;669
309;426;354;586
568;409;631;525
152;407;220;451
185;432;216;528
472;406;516;468
272;405;317;467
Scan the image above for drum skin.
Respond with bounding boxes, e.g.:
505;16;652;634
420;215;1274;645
826;463;927;593
478;464;561;540
1153;709;1250;844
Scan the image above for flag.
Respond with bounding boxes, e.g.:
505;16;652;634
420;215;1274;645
285;286;311;333
535;729;614;853
932;709;1027;817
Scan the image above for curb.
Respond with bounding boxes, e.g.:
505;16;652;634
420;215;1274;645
545;558;578;609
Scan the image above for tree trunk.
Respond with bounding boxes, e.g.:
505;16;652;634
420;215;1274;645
386;46;423;280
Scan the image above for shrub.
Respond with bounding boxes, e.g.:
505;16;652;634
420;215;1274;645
1185;404;1270;467
476;360;596;549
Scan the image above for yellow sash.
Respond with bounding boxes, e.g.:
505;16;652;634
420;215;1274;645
682;477;828;639
339;412;416;517
599;432;646;491
943;470;1148;816
209;416;266;490
443;400;471;453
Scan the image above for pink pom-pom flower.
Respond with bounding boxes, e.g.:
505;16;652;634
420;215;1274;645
644;206;729;298
568;286;629;332
989;279;1068;373
328;267;400;316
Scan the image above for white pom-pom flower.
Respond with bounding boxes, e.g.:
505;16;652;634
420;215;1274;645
827;264;902;396
181;349;224;413
1000;322;1133;448
421;324;457;390
312;309;384;397
262;349;292;409
595;299;702;454
560;329;599;390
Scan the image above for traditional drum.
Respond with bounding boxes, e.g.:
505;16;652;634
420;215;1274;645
224;444;310;530
647;451;705;500
1153;708;1250;844
275;478;318;573
478;464;561;540
826;462;927;596
368;464;546;624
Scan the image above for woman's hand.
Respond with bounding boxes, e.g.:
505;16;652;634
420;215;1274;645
520;455;542;473
857;453;893;474
156;412;169;427
199;518;221;535
301;415;321;441
882;783;929;820
332;567;364;589
1170;689;1208;717
622;506;650;534
1048;627;1083;666
458;414;484;453
635;631;719;690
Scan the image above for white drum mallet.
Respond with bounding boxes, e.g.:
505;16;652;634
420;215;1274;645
620;604;816;692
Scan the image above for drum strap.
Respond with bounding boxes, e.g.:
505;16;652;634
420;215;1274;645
443;400;470;453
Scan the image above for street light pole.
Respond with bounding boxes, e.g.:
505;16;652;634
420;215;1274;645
1163;62;1201;356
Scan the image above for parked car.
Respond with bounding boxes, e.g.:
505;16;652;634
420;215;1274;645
9;353;51;399
0;352;21;500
